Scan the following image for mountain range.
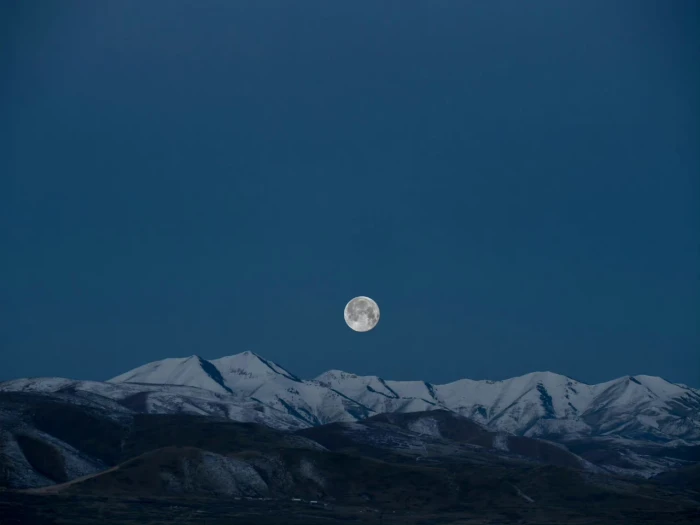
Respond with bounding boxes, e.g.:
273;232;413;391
2;351;699;480
6;351;700;442
1;351;699;524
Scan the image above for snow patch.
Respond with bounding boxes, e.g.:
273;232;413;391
298;458;326;488
511;484;535;503
492;434;509;452
407;417;442;438
182;452;269;496
636;414;660;429
0;431;54;488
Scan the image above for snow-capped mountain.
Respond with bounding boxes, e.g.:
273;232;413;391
319;369;700;443
313;370;441;414
109;355;234;395
2;351;699;479
3;351;699;445
107;351;371;427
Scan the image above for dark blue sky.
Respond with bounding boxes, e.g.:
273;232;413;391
2;1;699;386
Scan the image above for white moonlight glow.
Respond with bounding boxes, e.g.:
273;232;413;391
344;296;380;332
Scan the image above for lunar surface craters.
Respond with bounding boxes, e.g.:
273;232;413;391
344;296;380;332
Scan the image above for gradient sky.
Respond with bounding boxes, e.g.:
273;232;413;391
2;1;699;387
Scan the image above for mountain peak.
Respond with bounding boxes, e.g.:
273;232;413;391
109;352;302;393
210;352;301;383
316;369;360;382
108;355;232;394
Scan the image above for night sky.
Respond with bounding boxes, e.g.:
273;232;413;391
2;1;699;387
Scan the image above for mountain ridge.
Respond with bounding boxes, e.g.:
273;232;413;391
3;351;698;450
3;350;699;483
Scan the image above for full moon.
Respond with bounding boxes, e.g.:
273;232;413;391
344;296;380;332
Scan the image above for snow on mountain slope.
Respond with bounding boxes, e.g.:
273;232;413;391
106;354;700;441
212;352;301;384
109;355;232;395
108;352;372;427
317;370;598;434
578;375;700;442
4;352;698;445
0;390;118;488
316;370;440;414
0;426;108;489
434;372;598;433
210;352;373;426
319;369;700;442
0;377;303;430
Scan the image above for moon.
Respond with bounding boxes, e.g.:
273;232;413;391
344;296;380;332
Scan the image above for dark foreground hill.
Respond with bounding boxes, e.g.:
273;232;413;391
654;464;700;494
1;391;699;524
